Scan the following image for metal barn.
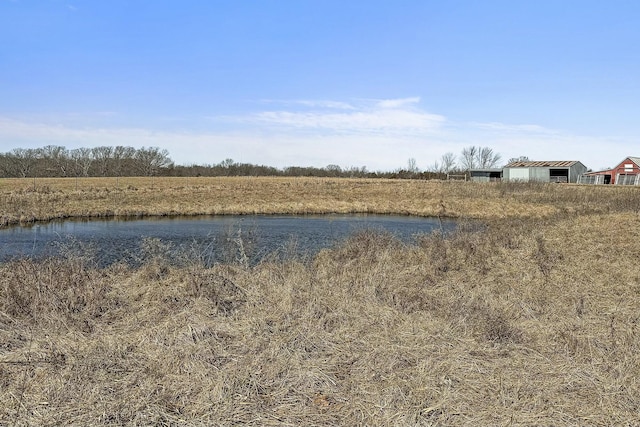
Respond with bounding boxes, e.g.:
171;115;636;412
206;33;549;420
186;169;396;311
503;160;587;183
469;168;503;182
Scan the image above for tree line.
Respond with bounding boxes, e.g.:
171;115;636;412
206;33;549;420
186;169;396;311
0;145;505;179
0;146;173;178
427;146;503;174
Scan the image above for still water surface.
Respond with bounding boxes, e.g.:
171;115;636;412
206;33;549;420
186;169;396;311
0;214;457;266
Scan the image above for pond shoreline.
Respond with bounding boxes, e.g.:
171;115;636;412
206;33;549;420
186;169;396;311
2;175;637;229
0;213;459;267
1;209;453;229
2;176;586;230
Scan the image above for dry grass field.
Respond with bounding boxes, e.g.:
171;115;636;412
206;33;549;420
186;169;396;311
1;177;640;426
2;176;640;226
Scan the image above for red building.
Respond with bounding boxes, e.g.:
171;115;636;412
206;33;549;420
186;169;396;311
578;157;640;185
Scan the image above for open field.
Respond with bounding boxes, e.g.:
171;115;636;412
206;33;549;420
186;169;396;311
1;178;640;425
2;176;640;227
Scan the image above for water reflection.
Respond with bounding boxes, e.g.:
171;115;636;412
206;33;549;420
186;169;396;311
0;214;458;267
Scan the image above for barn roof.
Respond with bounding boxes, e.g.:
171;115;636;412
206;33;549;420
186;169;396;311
504;160;582;168
588;157;640;173
582;157;640;176
582;170;609;176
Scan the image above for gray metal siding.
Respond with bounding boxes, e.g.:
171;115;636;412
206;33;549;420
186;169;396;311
504;165;585;183
470;176;491;183
529;168;551;182
569;163;588;182
504;168;530;181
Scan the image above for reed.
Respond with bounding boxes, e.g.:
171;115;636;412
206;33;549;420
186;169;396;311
1;177;640;425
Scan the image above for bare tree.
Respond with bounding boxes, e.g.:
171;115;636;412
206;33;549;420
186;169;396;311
440;152;457;173
9;148;40;178
0;153;9;177
40;145;70;177
460;146;479;170
407;158;419;173
325;164;342;177
220;158;235;168
508;156;530;164
460;146;501;170
347;165;368;177
135;147;173;176
92;146;114;176
477;147;502;168
70;148;94;177
113;146;136;177
427;160;441;173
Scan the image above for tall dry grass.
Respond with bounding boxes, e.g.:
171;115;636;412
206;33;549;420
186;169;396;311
1;178;640;425
4;176;639;227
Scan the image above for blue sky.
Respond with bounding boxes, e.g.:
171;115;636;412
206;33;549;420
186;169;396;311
1;0;639;171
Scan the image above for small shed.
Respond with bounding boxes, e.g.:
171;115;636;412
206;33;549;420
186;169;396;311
503;160;587;183
578;157;640;185
470;168;503;182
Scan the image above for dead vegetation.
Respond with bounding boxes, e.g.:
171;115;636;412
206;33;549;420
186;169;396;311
4;176;640;227
1;179;640;425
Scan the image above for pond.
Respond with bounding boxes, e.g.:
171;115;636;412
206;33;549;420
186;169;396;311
0;214;459;267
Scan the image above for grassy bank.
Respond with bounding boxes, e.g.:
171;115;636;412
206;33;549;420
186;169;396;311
1;178;640;425
2;176;640;227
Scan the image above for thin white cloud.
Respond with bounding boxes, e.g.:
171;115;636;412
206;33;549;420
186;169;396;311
293;100;356;110
470;121;560;135
253;109;444;133
258;99;355;110
375;97;421;109
234;97;445;135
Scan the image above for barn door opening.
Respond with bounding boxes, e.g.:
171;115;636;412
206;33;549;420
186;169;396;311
549;168;569;183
